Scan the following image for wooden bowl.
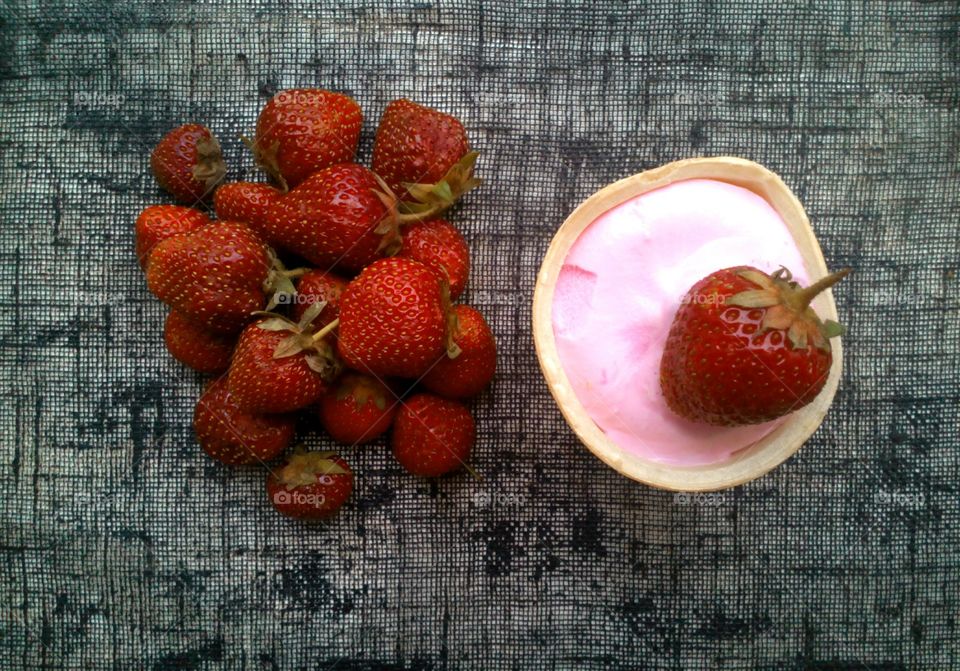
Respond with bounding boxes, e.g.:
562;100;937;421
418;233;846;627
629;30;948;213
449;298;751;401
532;157;843;491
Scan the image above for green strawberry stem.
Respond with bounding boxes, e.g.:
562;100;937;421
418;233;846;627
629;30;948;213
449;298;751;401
311;318;339;342
793;268;852;311
399;151;481;213
463;462;483;482
371;152;481;256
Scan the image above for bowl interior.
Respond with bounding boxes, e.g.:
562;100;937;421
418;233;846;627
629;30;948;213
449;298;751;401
532;157;843;491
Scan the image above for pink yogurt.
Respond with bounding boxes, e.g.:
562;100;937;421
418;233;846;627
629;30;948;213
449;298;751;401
552;178;811;466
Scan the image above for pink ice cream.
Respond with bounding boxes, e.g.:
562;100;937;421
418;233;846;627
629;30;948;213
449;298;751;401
552;178;811;466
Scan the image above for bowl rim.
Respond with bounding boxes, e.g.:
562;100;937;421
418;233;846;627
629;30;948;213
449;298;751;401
532;156;843;491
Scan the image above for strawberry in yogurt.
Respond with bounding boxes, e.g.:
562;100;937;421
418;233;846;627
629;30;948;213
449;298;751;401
551;178;811;466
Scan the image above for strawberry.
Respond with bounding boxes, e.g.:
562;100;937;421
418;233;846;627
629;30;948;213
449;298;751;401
337;257;456;379
422;305;496;399
193;378;295;466
318;372;398;445
226;306;340;414
290;270;348;326
134;205;211;269
146;221;270;334
265;163;466;272
660;266;850;426
150;124;226;203
372;99;480;210
163;309;235;374
213;182;282;244
267;450;353;520
249;89;362;191
392;393;475;477
262;163;387;272
397;219;470;299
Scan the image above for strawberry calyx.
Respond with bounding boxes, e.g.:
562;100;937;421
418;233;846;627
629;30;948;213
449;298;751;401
371;151;481;257
254;302;342;380
400;151;481;214
192;135;227;195
440;281;462;359
727;266;851;351
262;248;309;311
335;372;389;411
242;135;289;193
276;447;349;490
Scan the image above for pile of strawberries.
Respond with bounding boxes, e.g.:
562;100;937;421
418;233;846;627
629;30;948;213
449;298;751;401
136;90;496;520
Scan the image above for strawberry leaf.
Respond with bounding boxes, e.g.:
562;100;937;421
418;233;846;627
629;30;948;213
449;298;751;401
257;317;295;332
403;182;436;203
303;353;328;374
822;319;846;338
273;334;307;359
727;289;780;308
304;350;342;380
787;321;809;349
736;268;777;290
315;460;349;476
297;300;327;331
432;180;454;204
759;304;795;331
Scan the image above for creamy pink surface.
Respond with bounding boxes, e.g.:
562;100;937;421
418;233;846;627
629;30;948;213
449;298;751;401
552;178;811;466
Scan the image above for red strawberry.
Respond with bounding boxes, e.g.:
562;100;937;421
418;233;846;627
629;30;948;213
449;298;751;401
163;309;235;374
660;266;850;426
263;163;389;272
397;219;470;299
318;372;398;445
291;269;348;325
150;124;226;203
392;393;475;477
267;450;353;519
265;163;463;272
226;309;340;414
213;182;282;244
249;89;362;191
193;377;295;465
337;257;455;379
422;305;496;399
146;221;269;334
134;205;211;269
372;99;479;209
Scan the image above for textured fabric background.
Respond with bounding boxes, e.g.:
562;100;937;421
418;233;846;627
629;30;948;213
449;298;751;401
1;1;958;669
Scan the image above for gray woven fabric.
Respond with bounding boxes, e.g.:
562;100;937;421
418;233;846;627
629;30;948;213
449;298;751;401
2;1;958;669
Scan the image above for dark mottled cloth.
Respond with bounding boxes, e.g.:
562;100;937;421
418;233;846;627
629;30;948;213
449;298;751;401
1;1;958;669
